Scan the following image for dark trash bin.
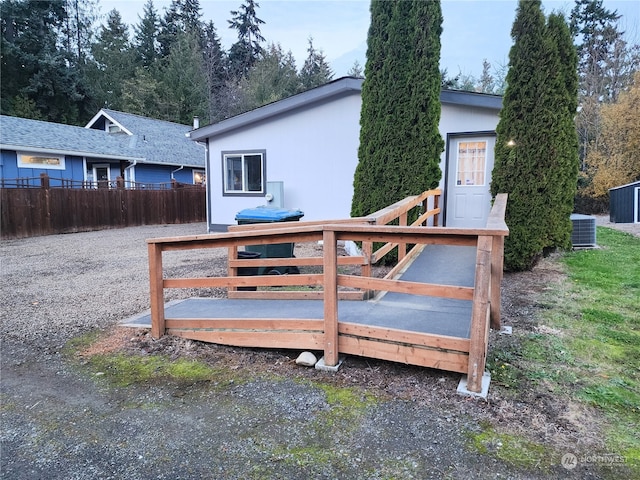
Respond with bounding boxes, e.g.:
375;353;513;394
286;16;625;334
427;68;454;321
235;206;304;275
236;250;261;291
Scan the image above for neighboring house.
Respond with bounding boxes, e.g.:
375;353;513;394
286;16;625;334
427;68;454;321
189;76;502;231
0;109;205;188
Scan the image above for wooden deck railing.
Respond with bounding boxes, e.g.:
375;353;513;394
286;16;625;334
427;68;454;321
146;192;508;393
225;189;442;299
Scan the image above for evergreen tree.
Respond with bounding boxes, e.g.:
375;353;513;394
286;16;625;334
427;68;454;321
61;0;98;65
1;0;92;123
88;9;135;110
241;43;300;109
351;0;443;225
133;0;160;68
299;37;333;90
570;0;639;166
121;66;162;118
346;60;363;78
542;12;580;250
227;0;265;78
203;20;229;122
158;0;204;58
490;1;578;270
157;30;209;124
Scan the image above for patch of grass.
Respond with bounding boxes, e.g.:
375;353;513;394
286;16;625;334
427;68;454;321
502;228;640;474
62;329;103;356
467;424;551;470
83;352;237;388
486;349;522;389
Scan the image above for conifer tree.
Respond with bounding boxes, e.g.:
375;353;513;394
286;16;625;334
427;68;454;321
227;0;265;78
89;9;134;110
299;37;333;90
545;12;579;250
133;0;160;68
351;0;443;222
491;1;578;270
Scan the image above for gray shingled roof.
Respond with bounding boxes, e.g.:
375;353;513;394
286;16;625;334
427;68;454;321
0;110;204;167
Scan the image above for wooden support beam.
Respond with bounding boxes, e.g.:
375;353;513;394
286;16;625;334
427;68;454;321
323;229;339;366
148;242;165;338
467;235;493;393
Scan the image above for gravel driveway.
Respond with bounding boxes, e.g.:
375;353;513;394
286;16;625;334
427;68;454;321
0;223;607;479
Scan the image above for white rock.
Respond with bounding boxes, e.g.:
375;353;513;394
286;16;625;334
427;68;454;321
295;351;317;367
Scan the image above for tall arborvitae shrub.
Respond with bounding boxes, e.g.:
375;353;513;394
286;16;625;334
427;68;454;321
491;0;578;270
351;0;443;221
545;13;579;250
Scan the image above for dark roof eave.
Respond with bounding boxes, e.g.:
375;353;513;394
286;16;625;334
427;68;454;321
440;89;503;109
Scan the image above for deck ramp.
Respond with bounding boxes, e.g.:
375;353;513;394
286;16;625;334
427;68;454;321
123;244;476;339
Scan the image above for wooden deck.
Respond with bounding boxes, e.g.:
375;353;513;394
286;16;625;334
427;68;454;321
146;191;508;392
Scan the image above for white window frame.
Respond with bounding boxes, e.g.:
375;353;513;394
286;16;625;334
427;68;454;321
18;152;65;170
222;150;266;196
455;140;487;187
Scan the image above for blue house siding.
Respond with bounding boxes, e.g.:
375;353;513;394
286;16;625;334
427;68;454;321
1;150;18;178
0;150;85;184
135;163;201;186
173;168;200;184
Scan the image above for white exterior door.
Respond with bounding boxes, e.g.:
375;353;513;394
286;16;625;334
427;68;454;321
445;136;495;228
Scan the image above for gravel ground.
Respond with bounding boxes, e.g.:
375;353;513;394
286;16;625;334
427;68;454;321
1;220;635;479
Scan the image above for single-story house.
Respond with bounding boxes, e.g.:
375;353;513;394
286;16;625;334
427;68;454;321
188;76;502;231
609;180;640;224
0;109;205;188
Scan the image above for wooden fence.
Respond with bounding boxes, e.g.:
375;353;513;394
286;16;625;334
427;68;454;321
147;191;509;393
1;176;206;238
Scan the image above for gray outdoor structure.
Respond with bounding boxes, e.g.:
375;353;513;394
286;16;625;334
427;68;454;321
609;181;640;224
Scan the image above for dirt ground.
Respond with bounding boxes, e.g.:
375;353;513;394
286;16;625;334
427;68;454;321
1;219;637;479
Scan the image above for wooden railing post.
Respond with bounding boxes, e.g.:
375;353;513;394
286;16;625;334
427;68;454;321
467;235;493;393
398;211;407;261
228;245;238;292
433;193;440;226
361;240;373;298
323;228;339;366
490;234;504;330
148;242;166;338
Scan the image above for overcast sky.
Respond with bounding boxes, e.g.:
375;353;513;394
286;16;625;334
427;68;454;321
100;0;640;78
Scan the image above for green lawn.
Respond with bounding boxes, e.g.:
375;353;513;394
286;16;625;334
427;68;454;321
484;227;639;476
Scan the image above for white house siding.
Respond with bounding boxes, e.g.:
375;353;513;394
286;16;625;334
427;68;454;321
204;87;500;228
207;93;362;226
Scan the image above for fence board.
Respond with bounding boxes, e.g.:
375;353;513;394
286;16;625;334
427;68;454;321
1;187;206;238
